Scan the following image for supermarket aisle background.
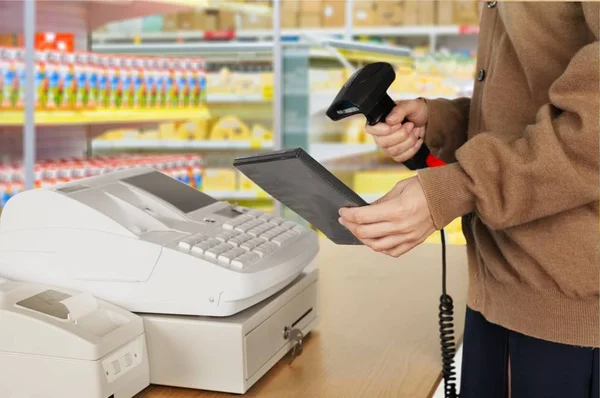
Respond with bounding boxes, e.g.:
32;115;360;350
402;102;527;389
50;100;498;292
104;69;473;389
0;0;480;238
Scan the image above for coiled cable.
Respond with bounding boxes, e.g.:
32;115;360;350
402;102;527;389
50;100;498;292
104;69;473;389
439;228;458;398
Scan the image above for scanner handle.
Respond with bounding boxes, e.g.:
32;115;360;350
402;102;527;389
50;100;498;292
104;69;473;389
370;94;445;170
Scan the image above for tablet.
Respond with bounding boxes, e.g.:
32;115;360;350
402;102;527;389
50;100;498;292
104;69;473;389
233;148;368;245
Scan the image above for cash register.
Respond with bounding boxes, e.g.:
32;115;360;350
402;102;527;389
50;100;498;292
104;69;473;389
0;168;320;394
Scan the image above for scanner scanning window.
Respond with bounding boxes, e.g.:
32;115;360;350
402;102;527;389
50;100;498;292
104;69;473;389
122;171;217;213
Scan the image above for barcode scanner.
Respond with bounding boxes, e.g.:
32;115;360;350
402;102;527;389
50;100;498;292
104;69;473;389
326;62;445;171
327;62;459;398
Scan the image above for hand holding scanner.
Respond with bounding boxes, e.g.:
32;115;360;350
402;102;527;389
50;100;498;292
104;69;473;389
326;61;445;170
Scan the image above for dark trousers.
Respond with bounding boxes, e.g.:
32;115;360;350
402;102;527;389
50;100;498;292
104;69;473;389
460;307;599;398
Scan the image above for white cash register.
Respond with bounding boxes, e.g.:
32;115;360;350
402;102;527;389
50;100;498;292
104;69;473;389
0;168;320;394
0;277;150;398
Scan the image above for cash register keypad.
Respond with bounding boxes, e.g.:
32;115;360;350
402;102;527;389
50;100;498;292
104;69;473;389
177;208;308;271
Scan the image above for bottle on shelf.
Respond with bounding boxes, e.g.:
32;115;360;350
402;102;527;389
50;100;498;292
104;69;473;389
74;52;90;110
58;52;76;110
45;51;61;109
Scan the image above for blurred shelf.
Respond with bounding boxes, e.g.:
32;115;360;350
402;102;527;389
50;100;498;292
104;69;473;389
310;143;378;162
92;25;480;44
0;108;211;127
207;93;270;103
91;139;273;151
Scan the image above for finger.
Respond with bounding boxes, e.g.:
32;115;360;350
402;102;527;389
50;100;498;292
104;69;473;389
368;234;414;252
385;237;426;258
339;198;402;225
373;123;414;148
372;178;411;204
384;105;408;125
386;100;424;124
384;132;420;157
340;218;405;239
365;119;407;137
392;138;424;163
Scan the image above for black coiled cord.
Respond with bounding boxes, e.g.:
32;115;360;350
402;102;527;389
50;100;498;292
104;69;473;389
439;229;458;398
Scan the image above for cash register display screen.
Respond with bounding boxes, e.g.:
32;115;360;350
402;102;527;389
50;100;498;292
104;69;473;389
122;172;217;213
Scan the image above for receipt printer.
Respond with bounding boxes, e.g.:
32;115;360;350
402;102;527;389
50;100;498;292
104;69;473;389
0;277;150;398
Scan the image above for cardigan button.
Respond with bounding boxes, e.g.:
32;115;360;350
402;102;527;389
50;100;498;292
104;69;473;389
477;69;486;81
487;1;497;8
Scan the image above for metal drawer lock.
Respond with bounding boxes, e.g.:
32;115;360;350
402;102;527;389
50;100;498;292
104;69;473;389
283;326;304;364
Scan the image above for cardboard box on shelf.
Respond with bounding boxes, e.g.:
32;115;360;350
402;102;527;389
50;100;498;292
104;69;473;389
241;14;272;29
177;11;195;31
162;13;178;32
353;1;376;27
402;1;419;25
203;10;220;31
282;0;301;12
281;12;299;28
300;13;322;28
454;0;480;25
323;1;345;28
300;0;323;13
436;0;454;25
376;1;403;26
219;11;236;30
418;1;436;25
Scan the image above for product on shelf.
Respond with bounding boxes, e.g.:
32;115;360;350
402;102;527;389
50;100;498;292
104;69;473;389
0;48;207;112
210;115;251;140
0;154;204;210
202;168;237;192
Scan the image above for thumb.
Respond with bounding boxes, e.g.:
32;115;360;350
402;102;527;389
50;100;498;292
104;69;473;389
373;178;411;205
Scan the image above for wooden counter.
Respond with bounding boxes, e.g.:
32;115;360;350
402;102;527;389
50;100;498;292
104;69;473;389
137;239;468;398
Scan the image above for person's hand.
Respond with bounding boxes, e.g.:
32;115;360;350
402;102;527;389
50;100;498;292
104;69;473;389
365;99;429;163
338;177;435;258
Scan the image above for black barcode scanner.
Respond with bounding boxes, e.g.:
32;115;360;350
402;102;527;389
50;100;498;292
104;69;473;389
326;62;445;171
327;62;459;398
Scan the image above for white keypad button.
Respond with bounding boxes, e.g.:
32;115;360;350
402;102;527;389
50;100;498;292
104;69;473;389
281;221;297;230
259;230;279;241
191;238;220;255
240;237;264;250
247;224;272;237
253;242;278;257
204;243;234;259
230;252;261;270
178;233;208;251
247;210;262;218
269;217;285;226
216;230;240;242
272;231;298;247
223;215;252;230
259;213;274;222
218;248;246;265
178;240;193;251
292;225;306;235
269;226;287;237
235;220;262;233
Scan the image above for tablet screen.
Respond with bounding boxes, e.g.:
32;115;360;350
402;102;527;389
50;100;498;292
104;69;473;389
234;148;367;245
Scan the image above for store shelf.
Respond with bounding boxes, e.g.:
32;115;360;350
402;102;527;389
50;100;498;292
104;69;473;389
91;139;273;151
0;108;211;127
92;25;479;44
310;143;379;162
207;94;270;103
